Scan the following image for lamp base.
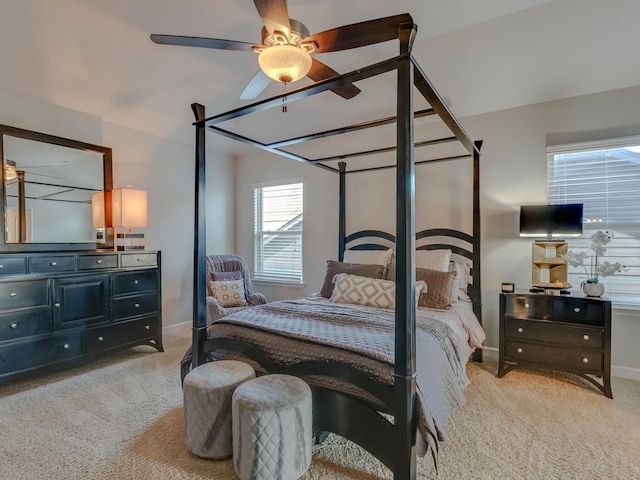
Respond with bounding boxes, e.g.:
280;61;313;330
116;232;145;251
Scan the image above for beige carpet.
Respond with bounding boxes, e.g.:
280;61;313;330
1;324;639;480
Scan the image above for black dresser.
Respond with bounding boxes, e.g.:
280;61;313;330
498;292;612;398
0;250;162;384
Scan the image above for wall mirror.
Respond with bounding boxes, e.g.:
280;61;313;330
0;124;113;251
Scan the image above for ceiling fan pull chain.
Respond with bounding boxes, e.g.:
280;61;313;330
282;82;288;113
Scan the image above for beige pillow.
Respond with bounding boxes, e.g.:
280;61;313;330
209;279;247;307
416;268;457;309
343;248;393;266
330;273;426;309
415;249;452;272
319;260;385;298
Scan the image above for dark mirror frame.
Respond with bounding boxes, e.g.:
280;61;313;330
0;124;113;252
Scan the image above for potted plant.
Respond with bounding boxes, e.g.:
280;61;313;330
563;230;624;296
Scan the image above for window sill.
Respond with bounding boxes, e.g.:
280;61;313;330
253;279;306;288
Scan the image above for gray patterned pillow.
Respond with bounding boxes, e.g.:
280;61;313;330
319;260;385;298
330;273;426;309
416;268;457;309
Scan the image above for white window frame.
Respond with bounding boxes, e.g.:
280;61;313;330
547;135;640;306
253;180;303;285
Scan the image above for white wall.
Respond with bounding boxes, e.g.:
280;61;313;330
0;90;234;327
234;84;640;377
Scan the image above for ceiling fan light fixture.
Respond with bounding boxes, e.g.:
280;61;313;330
258;44;312;83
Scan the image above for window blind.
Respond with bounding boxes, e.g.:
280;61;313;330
253;182;303;283
547;138;640;305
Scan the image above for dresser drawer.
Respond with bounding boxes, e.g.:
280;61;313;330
505;319;604;349
505;295;549;320
85;316;160;354
505;342;603;374
112;292;158;320
78;254;119;271
112;270;158;295
0;280;49;310
29;256;76;274
550;297;605;326
0;331;82;375
0;307;50;341
121;253;157;268
0;257;27;276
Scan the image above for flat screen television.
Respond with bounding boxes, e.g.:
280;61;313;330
519;204;583;239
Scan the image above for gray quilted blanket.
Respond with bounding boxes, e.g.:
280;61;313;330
206;298;470;460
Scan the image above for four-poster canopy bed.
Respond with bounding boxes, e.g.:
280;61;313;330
187;14;483;479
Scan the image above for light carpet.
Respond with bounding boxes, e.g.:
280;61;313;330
1;323;638;480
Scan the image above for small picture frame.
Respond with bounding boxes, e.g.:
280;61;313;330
501;282;515;293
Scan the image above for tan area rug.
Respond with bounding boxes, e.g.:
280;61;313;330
1;323;639;480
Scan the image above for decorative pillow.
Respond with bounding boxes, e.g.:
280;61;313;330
342;248;393;266
209;279;247;307
330;273;426;309
449;261;471;302
319;260;385;298
416;268;457;309
415;249;452;272
212;270;243;281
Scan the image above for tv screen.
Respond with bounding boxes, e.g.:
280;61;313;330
519;204;583;238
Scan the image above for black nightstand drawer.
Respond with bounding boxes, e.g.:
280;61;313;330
550;297;605;325
505;319;604;349
78;255;119;271
0;257;27;276
0;307;50;341
112;270;158;295
0;280;49;310
505;342;603;374
85;316;160;354
506;295;549;320
0;331;82;375
29;256;76;273
112;292;158;320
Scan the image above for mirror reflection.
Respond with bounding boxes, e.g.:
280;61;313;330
3;135;104;243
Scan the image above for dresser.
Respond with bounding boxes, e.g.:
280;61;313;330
498;292;612;398
0;250;162;385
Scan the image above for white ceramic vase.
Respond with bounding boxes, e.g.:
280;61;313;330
582;281;605;297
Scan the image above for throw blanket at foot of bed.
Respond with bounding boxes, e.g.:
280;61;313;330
204;298;471;460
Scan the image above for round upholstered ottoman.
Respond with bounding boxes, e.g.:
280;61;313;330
183;360;256;459
232;374;312;480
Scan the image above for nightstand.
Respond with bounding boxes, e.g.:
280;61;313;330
498;292;612;398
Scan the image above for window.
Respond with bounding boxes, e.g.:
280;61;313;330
253;181;303;284
547;136;640;305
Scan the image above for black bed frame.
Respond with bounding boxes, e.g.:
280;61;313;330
189;15;481;479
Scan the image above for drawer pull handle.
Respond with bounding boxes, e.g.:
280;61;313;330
134;279;139;285
137;258;142;262
583;334;590;341
96;260;102;264
54;303;61;308
517;348;523;354
134;303;140;308
63;344;70;349
145;325;150;330
524;303;529;308
517;327;523;333
9;292;17;297
10;323;18;329
582;357;589;363
50;262;57;266
98;336;104;342
574;307;581;313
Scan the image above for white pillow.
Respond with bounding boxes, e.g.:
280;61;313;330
343;248;393;266
449;261;471;302
415;249;452;272
209;279;247;307
330;273;426;309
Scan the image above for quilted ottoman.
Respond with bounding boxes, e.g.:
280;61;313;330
183;360;255;459
232;374;312;480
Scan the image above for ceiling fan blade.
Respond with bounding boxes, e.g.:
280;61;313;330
253;0;291;36
303;13;414;53
150;34;257;52
240;70;272;100
307;58;361;100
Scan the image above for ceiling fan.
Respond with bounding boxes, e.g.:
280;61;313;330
150;0;413;100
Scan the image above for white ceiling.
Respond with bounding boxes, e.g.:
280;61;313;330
1;0;640;152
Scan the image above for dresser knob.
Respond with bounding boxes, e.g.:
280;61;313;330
54;303;61;308
50;262;57;266
517;348;523;353
134;279;139;285
145;325;150;330
517;327;523;333
63;344;70;349
96;260;102;264
582;357;589;363
98;336;104;341
583;334;590;341
9;292;17;297
10;323;18;329
134;303;140;308
524;303;529;308
574;307;581;313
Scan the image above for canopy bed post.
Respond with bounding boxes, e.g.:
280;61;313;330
472;139;483;363
191;102;208;368
394;22;418;480
338;161;346;261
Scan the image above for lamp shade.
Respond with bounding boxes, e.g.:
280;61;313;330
258;44;312;83
112;188;147;228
